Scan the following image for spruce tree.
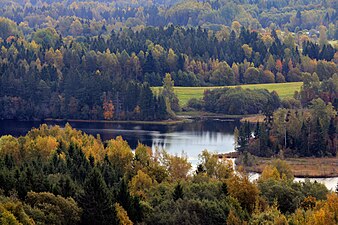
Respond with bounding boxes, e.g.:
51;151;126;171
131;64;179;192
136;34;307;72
78;169;116;225
311;119;326;157
173;182;184;201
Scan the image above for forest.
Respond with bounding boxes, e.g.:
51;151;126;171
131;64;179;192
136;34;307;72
0;0;337;121
0;16;337;120
0;0;338;224
0;124;337;225
235;72;337;158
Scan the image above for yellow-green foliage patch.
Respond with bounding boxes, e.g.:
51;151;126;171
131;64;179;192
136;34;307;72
153;82;302;106
329;40;338;48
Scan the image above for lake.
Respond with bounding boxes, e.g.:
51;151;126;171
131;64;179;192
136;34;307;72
0;119;239;165
0;119;337;190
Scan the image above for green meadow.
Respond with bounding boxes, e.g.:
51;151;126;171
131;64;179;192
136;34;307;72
153;82;303;106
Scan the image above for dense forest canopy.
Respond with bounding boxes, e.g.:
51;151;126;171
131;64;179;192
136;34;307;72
0;0;337;120
0;0;337;32
0;19;337;120
0;124;337;224
0;0;338;224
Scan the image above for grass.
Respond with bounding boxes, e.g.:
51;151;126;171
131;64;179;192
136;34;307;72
153;82;302;107
240;157;338;178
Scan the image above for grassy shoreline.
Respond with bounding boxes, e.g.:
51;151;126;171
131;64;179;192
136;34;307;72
177;111;258;120
237;156;338;178
43;118;193;125
240;114;266;123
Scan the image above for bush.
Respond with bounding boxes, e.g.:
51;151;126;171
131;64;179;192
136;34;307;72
187;98;205;110
203;87;280;115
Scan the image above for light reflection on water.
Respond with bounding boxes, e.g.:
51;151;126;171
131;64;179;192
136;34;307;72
0;119;337;190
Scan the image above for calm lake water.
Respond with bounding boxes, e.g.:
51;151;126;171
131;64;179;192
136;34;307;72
0;119;239;166
1;119;337;190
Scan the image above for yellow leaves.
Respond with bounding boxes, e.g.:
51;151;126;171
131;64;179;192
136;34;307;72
26;123;106;162
81;136;105;161
198;150;234;180
226;210;242;225
260;165;281;181
333;52;338;64
35;136;59;160
301;196;317;211
251;204;287;225
134;142;151;168
70;19;83;36
231;21;241;34
242;44;253;58
290;194;338;225
45;48;64;70
215;26;230;42
129;170;153;199
0;206;21;225
148;43;164;60
0;135;20;161
115;203;133;225
103;97;114;120
309;208;335;225
106;136;133;173
162;151;192;181
315;193;338;223
1;46;7;57
271;159;293;180
167;48;177;70
0;198;35;225
261;34;274;49
226;175;259;214
29;40;40;52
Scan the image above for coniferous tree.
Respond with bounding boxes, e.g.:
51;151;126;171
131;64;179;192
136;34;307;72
311;119;326;157
173;182;184;201
78;169;116;225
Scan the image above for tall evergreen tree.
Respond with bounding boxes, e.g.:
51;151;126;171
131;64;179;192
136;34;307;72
78;169;116;225
311;119;326;157
173;182;184;201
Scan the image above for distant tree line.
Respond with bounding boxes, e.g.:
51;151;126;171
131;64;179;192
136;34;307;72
0;19;337;120
0;0;337;33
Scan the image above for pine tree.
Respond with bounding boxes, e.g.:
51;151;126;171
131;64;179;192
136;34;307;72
78;169;116;225
116;178;142;223
328;118;336;156
139;83;156;120
162;73;180;112
299;122;309;157
237;124;249;153
173;182;184;201
311;119;326;157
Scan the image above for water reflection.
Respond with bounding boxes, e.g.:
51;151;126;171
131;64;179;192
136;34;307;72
0;119;337;189
0;119;239;162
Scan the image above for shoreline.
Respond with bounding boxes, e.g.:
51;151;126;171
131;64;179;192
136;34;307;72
177;111;257;120
220;152;338;178
43;118;193;125
3;112;256;124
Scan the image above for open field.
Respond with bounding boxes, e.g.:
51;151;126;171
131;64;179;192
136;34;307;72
240;157;338;178
153;82;302;106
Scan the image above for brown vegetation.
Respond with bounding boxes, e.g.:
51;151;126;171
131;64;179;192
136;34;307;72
241;157;338;178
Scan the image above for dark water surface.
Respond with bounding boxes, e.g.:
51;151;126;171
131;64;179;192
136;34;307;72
0;119;239;165
1;119;337;190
